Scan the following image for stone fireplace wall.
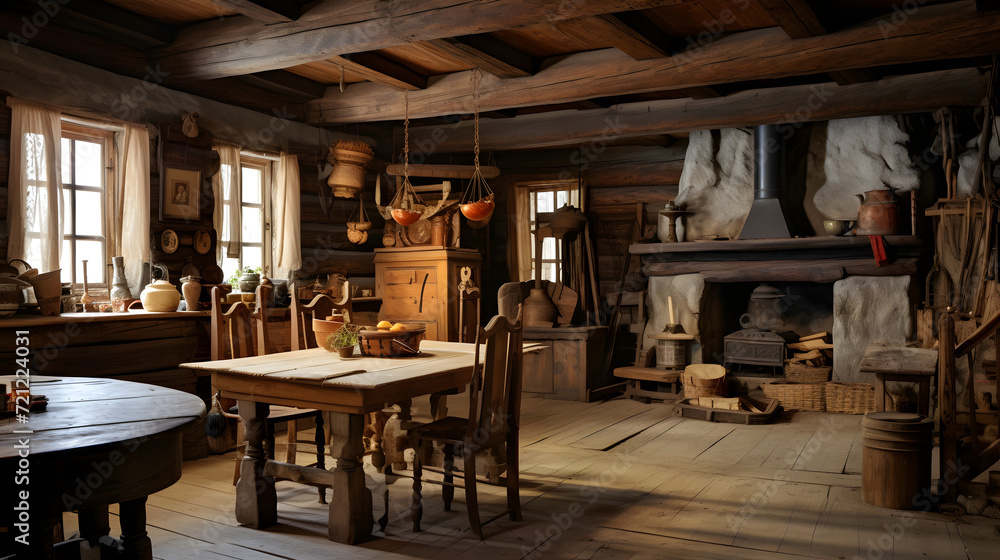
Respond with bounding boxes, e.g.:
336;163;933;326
644;274;915;382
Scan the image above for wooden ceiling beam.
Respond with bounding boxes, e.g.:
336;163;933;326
418;37;534;79
754;0;880;85
553;14;671;60
307;1;997;123
402;67;986;151
151;0;692;79
205;0;302;23
55;0;178;46
323;54;427;90
754;0;829;38
238;70;328;101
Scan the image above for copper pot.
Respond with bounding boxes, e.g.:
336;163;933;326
855;189;898;236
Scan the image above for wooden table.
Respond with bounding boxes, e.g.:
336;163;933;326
860;345;938;416
0;376;205;559
182;340;482;544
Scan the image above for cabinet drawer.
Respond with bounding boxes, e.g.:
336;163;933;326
383;268;438;285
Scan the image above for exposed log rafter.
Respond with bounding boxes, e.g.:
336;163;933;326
552;13;673;60
151;0;693;79
753;0;880;85
206;0;302;23
324;54;428;90
417;36;536;79
307;2;997;124
403;68;987;152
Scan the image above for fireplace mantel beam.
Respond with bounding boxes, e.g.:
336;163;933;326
643;258;919;282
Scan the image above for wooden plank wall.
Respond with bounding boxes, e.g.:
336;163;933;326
0;100;9;264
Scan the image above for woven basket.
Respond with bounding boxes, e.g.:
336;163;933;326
784;364;831;384
683;364;728;398
825;382;875;414
762;381;825;411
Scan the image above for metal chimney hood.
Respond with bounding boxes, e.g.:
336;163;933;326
739;124;791;239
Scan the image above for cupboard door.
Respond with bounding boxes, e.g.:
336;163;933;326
522;344;554;393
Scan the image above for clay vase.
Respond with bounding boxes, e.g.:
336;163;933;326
523;288;559;328
140;280;181;312
856;189;898;236
109;256;132;303
180;275;202;311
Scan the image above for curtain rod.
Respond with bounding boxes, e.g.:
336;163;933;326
61;115;125;132
241;149;280;162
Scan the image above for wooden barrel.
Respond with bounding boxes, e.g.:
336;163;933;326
861;412;933;509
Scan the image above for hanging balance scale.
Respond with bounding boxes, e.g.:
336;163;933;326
458;69;496;229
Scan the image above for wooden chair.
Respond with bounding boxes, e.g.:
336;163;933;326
289;281;354;351
410;305;524;539
210;286;327;502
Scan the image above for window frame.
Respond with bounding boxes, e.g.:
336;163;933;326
50;124;113;287
516;180;581;282
220;156;273;279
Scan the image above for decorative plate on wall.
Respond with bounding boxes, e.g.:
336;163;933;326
161;229;179;254
193;229;212;255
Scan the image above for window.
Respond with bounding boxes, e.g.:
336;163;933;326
220;157;272;281
522;181;580;282
27;125;111;285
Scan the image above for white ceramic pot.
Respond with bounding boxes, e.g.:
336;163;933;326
140;280;181;312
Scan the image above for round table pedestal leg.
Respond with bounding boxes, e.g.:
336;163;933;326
119;497;152;560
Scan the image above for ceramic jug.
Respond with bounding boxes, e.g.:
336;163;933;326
110;256;132;302
855;189;898;236
140;280;181;312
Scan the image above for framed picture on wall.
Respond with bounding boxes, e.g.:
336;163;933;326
160;165;202;221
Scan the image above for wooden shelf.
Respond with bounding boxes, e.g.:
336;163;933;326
630;235;925;282
630;235;922;255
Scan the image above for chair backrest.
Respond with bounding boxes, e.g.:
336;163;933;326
457;266;481;344
289;282;353;351
465;304;524;450
210;285;271;360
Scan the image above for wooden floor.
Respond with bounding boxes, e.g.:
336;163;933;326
64;395;998;560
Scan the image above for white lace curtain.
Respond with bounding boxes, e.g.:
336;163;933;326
6;98;62;272
111;123;151;296
212;141;242;262
272;152;301;280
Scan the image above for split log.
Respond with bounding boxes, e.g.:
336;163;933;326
154;0;686;79
309;2;998;123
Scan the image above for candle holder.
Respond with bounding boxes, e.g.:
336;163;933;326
658;201;691;243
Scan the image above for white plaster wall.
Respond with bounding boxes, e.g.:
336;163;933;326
674;128;754;241
644;274;705;363
832;276;914;382
812;116;920;221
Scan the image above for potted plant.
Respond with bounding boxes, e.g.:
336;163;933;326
327;323;360;358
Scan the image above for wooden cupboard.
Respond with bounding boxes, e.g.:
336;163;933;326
522;325;608;401
374;247;482;342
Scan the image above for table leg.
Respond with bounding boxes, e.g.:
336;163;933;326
327;411;373;544
119;497;152;560
430;393;448;420
235;400;277;529
78;504;110;548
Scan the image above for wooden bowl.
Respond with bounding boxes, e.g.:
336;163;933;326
313;316;346;350
358;327;426;358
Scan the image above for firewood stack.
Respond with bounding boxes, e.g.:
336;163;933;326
785;331;833;382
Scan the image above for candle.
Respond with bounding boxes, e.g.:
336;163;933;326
668;296;675;325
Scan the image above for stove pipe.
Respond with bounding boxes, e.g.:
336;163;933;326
738;124;791;239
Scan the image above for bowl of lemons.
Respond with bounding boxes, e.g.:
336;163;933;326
357;321;426;357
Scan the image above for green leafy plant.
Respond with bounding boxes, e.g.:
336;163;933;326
326;323;361;349
227;265;261;287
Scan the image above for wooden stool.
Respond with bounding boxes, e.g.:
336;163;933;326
860;345;938;416
614;366;683;403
